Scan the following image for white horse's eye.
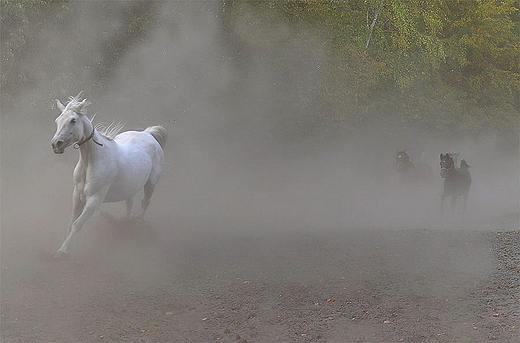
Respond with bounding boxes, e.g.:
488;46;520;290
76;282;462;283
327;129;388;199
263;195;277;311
70;118;77;124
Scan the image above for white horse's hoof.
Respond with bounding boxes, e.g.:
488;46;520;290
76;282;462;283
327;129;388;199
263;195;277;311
54;250;69;259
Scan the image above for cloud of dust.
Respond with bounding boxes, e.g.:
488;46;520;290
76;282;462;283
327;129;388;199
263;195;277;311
1;1;518;265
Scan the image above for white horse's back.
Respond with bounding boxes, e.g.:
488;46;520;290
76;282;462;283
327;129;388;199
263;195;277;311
105;128;165;202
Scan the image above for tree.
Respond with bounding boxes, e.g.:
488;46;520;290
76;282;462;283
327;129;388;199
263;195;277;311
223;0;518;138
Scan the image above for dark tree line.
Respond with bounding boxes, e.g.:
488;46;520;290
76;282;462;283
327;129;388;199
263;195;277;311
223;0;518;140
2;0;518;142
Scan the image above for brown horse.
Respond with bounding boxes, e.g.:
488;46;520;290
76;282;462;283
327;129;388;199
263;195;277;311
396;149;433;190
440;153;471;214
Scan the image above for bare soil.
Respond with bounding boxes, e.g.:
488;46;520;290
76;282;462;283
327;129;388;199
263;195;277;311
1;214;518;343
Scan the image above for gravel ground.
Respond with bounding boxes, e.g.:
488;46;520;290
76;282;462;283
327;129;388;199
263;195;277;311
472;230;520;342
1;214;519;343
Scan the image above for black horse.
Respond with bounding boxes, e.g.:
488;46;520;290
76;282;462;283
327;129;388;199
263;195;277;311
396;149;433;190
440;153;471;213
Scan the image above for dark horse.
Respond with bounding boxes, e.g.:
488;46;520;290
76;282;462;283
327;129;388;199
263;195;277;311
396;149;433;190
440;153;471;213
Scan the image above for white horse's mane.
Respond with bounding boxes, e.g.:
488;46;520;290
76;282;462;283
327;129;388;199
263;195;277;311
65;93;124;140
95;122;125;140
65;93;91;114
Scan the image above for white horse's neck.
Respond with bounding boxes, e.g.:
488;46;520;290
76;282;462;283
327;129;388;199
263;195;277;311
78;118;105;160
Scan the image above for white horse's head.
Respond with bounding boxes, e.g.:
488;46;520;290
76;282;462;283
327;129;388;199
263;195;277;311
51;94;91;154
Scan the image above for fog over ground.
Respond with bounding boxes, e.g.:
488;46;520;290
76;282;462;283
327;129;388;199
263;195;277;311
2;1;517;241
1;2;519;342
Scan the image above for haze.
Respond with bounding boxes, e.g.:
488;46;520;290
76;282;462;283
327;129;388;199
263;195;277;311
1;2;518;342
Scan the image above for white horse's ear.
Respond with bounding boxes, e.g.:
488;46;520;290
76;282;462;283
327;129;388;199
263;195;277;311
56;99;66;112
77;99;91;114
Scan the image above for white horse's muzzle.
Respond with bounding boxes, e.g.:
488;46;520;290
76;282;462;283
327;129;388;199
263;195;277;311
51;138;67;154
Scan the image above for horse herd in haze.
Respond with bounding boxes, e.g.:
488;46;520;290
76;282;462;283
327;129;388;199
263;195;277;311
50;94;472;257
396;149;471;213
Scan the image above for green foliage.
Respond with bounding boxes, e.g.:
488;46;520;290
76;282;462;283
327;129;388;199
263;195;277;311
1;0;71;97
228;0;519;138
0;0;158;102
2;0;517;140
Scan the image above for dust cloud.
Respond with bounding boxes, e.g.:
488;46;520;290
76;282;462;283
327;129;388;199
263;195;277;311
1;1;518;255
1;2;518;342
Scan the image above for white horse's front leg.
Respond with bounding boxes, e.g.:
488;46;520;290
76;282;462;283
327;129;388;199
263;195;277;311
55;191;104;258
70;186;84;232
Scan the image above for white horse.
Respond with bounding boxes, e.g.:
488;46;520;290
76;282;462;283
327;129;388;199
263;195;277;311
51;94;166;258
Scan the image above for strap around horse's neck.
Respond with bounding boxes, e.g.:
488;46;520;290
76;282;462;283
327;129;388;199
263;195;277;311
74;126;103;149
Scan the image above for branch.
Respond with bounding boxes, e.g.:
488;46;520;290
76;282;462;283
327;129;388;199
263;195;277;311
365;2;382;51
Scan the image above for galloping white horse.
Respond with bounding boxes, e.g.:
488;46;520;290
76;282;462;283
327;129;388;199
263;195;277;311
51;94;166;257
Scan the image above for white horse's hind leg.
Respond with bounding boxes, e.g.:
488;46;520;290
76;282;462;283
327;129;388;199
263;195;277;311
55;192;104;258
138;181;155;218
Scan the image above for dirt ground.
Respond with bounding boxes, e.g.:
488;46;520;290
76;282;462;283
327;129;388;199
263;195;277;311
1;210;518;343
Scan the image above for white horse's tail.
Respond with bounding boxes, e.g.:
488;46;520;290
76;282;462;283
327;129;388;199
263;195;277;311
145;125;167;149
